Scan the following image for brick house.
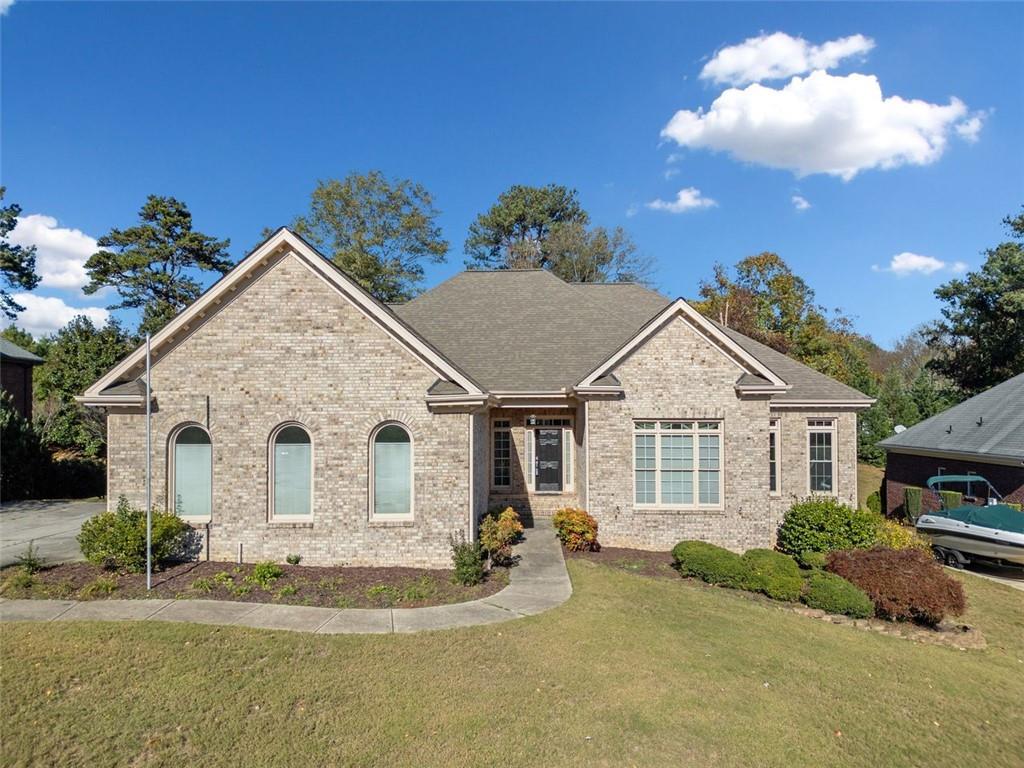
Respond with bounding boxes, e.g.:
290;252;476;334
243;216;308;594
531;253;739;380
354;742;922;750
879;372;1024;516
1;339;43;420
79;229;873;567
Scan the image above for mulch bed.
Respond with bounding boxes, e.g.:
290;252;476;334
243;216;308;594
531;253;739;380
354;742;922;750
563;545;677;579
0;560;509;610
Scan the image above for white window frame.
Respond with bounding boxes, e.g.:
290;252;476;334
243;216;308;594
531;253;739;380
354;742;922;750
769;418;781;496
806;418;837;496
368;421;415;522
633;420;723;510
268;422;314;522
491;419;512;489
167;422;213;523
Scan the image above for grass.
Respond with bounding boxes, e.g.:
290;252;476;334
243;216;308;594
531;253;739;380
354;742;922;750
858;462;885;509
3;561;1023;767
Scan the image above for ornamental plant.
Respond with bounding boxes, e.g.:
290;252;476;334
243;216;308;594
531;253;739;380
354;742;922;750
801;571;874;618
78;496;190;572
671;541;747;587
449;532;485;586
776;498;879;557
552;507;599;551
480;506;524;565
739;549;803;602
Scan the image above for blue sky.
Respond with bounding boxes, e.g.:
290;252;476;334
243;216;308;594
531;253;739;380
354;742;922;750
3;1;1022;347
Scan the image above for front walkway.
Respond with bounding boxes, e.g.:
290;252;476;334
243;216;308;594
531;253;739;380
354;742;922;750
0;518;571;634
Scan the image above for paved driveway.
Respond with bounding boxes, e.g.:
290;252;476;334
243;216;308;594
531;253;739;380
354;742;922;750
0;500;105;567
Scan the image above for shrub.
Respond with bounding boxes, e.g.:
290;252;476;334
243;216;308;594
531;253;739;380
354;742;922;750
285;553;302;565
740;549;803;602
191;577;214;593
78;497;192;572
15;541;44;574
801;572;874;618
938;490;963;510
797;550;828;570
450;532;485;586
777;498;878;557
246;561;284;588
826;547;966;626
671;541;747;587
873;517;930;552
865;491;882;516
480;506;524;564
904;487;923;523
552;507;599;552
80;575;117;598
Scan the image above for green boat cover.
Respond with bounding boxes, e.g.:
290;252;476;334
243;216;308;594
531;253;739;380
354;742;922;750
926;475;993;489
933;504;1024;534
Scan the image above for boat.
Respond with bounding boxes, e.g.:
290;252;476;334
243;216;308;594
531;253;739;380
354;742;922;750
915;475;1024;568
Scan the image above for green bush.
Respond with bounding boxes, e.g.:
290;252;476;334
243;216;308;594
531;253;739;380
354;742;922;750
479;506;524;564
285;553;302;565
938;490;963;510
776;498;879;557
247;561;284;588
671;541;747;587
552;507;600;551
801;572;874;618
78;496;192;572
904;487;923;522
797;550;828;570
865;491;882;516
740;549;803;601
449;532;485;586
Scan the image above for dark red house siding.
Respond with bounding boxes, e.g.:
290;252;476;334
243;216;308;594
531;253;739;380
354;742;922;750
1;359;34;420
884;451;1024;517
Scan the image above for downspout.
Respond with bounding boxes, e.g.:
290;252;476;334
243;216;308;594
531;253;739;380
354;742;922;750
468;412;475;541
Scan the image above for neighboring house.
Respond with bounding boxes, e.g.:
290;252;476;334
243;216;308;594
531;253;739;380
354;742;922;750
1;339;43;420
79;229;873;567
879;372;1024;515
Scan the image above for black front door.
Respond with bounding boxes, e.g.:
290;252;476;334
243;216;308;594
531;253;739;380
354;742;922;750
536;428;562;492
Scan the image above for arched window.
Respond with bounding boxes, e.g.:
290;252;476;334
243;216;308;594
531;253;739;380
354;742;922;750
170;425;212;520
371;423;413;519
270;424;312;519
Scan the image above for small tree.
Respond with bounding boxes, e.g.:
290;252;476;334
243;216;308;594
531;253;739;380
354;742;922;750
84;195;233;335
0;187;41;319
287;172;448;302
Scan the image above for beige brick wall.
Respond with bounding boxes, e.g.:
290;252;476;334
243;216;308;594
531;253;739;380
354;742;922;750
585;315;856;552
107;252;470;568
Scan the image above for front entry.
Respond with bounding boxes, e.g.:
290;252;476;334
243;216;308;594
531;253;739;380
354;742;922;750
535;428;563;492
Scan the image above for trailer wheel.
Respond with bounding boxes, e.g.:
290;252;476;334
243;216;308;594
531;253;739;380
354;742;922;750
944;550;964;569
932;546;946;564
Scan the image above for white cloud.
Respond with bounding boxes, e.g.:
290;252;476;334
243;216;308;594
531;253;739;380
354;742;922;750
871;252;968;277
663;167;681;180
792;195;811;211
0;0;15;16
662;70;971;180
9;214;99;290
666;152;685;164
625;203;640;218
646;187;717;214
12;293;109;336
700;32;875;86
955;113;986;143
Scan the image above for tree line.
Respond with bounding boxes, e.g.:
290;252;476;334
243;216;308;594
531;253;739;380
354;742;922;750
1;178;1021;470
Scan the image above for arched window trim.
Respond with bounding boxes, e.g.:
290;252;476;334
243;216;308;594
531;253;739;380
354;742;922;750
368;420;415;522
268;421;314;522
167;422;213;522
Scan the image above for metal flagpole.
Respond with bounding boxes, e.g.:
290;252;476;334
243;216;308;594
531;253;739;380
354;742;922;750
145;333;152;591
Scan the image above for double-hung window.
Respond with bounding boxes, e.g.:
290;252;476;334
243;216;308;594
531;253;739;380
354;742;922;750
634;421;721;508
807;419;836;494
768;418;780;495
492;420;511;488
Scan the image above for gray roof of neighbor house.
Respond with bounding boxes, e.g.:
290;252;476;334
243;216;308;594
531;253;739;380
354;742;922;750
879;372;1024;462
392;269;873;403
0;339;43;365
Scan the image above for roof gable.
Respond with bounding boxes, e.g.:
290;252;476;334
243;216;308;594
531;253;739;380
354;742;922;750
82;229;485;400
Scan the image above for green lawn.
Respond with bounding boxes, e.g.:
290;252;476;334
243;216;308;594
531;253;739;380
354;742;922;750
3;561;1023;767
858;461;885;509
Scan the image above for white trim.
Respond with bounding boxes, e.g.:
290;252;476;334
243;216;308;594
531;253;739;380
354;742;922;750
75;394;148;407
468;416;475;541
562;425;574;492
525;427;534;491
167;422;213;523
882;445;1024;468
771;400;874;410
584;400;591;509
632;419;724;511
806;418;837;497
368;420;415;522
83;229;484;399
578;299;788;389
268;421;315;522
491;418;512;490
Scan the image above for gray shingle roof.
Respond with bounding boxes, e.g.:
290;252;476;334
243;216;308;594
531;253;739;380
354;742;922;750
0;339;43;364
879;372;1024;462
427;379;469;396
395;269;872;404
100;379;148;397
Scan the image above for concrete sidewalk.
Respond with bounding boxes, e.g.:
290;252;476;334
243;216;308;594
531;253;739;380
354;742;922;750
0;517;571;634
